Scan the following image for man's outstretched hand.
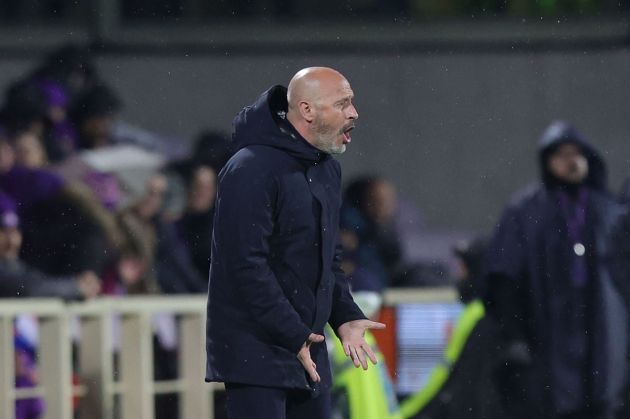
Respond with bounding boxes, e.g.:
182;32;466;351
338;319;386;370
297;333;325;383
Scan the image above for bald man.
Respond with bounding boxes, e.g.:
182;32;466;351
205;67;385;419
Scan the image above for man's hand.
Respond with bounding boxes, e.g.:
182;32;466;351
297;333;325;383
337;319;386;370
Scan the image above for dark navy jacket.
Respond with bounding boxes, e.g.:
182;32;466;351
205;86;365;391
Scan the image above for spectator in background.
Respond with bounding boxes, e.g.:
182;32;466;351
31;44;99;104
14;331;44;419
341;177;404;294
162;130;232;218
71;84;122;151
70;81;170;155
2;73;78;163
108;174;203;295
12;129;48;169
485;121;628;419
37;79;77;160
176;165;217;279
611;176;630;310
400;237;504;419
0;81;48;146
341;176;445;295
57;83;125;211
0;191;101;300
607;175;630;419
0;134;118;276
109;174;167;295
189;130;234;174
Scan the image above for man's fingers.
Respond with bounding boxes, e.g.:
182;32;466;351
313;362;321;383
365;321;386;330
349;346;361;368
344;343;351;357
300;353;319;382
355;346;368;370
309;362;320;383
309;333;325;343
362;343;378;365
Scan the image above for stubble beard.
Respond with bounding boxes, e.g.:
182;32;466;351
312;118;346;155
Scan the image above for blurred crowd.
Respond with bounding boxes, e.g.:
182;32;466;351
0;44;236;419
0;44;446;306
0;44;236;303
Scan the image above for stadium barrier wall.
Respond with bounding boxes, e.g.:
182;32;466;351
0;289;458;419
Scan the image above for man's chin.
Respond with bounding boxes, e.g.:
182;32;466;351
565;175;588;185
330;144;346;155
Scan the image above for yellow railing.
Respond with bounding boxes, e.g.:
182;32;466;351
0;288;457;419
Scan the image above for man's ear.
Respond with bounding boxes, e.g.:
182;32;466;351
298;101;314;123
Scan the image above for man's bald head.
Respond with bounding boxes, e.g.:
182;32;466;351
287;67;348;111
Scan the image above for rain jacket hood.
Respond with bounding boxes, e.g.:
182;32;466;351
232;85;326;163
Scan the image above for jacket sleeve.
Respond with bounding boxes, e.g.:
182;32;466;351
155;223;206;294
328;236;367;332
485;206;528;341
486;205;527;279
28;275;84;300
0;264;83;300
215;167;312;354
608;206;630;309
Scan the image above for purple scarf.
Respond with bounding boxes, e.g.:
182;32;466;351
558;188;589;287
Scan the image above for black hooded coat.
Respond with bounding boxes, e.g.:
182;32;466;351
486;122;628;416
205;86;365;392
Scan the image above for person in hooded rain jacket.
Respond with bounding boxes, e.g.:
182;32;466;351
485;121;628;419
205;67;385;419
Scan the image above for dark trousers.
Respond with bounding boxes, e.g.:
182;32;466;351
225;383;331;419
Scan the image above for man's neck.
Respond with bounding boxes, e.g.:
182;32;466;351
554;182;587;200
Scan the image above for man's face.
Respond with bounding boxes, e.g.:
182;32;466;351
310;79;358;155
364;180;397;225
188;166;217;213
547;143;589;184
0;140;16;173
136;174;168;220
82;114;115;149
15;131;47;168
0;227;22;260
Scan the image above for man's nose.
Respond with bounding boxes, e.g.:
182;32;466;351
347;104;358;120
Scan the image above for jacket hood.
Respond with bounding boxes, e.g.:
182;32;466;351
232;85;326;163
538;121;607;191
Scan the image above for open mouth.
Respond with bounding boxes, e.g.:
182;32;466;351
342;126;354;144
